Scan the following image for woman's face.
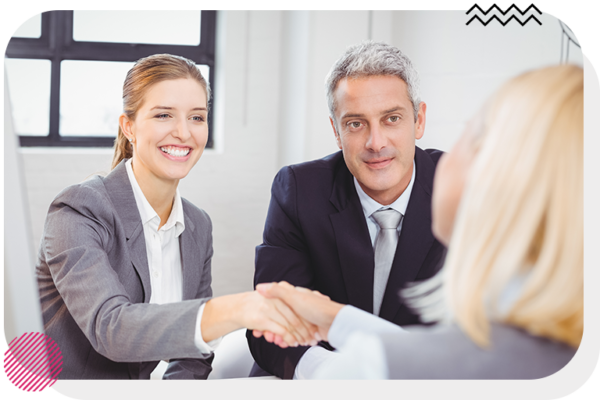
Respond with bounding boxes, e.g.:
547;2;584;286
123;78;208;184
431;118;480;246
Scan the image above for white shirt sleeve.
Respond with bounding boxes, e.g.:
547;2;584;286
307;306;403;379
193;302;222;354
294;306;405;379
293;345;339;379
328;305;406;349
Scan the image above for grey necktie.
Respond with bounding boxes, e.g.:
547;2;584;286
372;209;403;316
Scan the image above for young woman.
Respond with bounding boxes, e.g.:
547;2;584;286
36;54;317;379
257;64;583;379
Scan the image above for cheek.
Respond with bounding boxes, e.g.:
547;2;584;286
192;125;209;147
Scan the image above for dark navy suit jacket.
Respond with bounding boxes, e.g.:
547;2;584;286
247;147;445;379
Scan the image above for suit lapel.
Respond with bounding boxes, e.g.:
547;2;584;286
180;207;201;300
329;160;375;313
103;160;152;303
379;148;437;321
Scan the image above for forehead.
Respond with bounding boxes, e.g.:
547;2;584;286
333;75;411;116
141;78;207;108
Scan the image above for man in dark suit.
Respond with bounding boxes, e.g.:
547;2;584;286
247;41;445;379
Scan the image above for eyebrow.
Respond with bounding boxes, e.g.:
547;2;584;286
340;106;407;120
149;106;207;111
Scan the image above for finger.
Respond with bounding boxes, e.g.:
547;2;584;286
256;283;274;297
253;330;263;338
312;290;330;300
294;286;312;293
278;281;294;289
263;331;274;342
273;298;317;346
259;320;297;347
274;334;288;349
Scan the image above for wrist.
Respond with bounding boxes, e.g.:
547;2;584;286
322;303;344;339
201;294;245;342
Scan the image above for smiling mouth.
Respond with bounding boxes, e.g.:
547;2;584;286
160;146;191;158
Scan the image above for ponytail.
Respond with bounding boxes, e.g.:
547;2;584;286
111;126;133;169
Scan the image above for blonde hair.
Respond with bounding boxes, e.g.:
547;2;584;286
406;65;583;348
111;54;210;169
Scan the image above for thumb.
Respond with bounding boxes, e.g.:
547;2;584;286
256;282;274;297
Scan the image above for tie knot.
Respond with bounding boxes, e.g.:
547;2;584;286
372;209;403;230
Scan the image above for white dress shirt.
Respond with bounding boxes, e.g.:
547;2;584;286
125;159;220;355
294;161;416;379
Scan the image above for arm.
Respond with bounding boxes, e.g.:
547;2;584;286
46;186;313;369
258;282;407;380
43;185;207;362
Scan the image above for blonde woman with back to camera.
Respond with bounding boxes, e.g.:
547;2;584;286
36;54;318;379
258;64;583;379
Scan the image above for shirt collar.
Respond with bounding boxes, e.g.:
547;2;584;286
353;160;416;218
125;159;185;237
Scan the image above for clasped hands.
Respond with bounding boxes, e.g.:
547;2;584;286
249;282;344;349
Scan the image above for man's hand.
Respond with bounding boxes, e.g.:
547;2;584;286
255;281;344;342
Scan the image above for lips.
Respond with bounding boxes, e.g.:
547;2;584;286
159;145;192;161
364;157;393;169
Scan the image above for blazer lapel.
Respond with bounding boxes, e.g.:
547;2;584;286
179;210;201;300
379;148;437;321
329;161;375;314
103;160;152;303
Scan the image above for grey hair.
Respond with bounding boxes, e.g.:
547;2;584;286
325;41;421;126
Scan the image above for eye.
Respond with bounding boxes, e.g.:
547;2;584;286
347;121;363;130
155;113;170;120
388;115;400;123
191;115;206;122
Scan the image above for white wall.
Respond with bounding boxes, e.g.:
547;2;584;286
391;11;583;152
19;10;582;297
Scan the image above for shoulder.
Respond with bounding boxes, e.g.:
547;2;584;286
415;146;444;169
50;175;112;216
44;175;116;246
422;148;444;165
275;151;345;188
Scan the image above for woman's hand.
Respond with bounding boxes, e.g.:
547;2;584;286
256;282;344;342
200;291;319;348
237;291;319;348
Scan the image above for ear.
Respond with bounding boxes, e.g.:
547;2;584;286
119;113;134;142
330;117;342;149
414;102;426;140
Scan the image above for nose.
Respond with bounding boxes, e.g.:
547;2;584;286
172;118;192;141
365;124;387;152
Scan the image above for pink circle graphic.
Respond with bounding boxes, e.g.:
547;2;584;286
4;332;62;392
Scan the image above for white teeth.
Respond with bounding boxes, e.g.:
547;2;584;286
160;146;190;157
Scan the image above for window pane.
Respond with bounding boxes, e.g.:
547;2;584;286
60;60;134;137
5;58;51;135
59;61;210;137
13;14;42;38
73;11;201;46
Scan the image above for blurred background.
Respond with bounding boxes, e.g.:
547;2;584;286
4;10;583;339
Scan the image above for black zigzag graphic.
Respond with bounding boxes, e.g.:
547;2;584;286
467;14;542;26
466;4;541;16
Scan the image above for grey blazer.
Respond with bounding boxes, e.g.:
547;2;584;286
36;160;214;379
380;323;577;379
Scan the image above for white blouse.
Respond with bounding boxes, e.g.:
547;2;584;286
125;159;220;354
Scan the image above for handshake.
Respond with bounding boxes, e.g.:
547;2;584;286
248;282;344;348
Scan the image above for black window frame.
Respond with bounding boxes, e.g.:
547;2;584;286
5;10;216;148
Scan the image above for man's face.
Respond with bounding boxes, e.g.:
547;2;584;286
331;75;426;205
